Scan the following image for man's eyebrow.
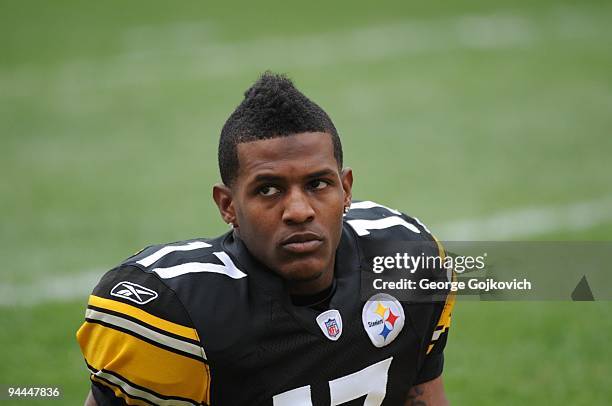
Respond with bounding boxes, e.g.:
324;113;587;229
250;169;337;184
252;174;284;183
305;169;337;179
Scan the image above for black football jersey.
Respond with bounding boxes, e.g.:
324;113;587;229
76;200;455;406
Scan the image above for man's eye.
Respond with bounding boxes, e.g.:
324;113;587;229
310;180;329;190
259;186;280;196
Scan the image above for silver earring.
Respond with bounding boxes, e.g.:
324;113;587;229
343;206;350;214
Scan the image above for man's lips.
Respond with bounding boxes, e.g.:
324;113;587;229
280;232;324;254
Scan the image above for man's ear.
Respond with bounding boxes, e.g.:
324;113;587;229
341;167;353;209
212;183;236;226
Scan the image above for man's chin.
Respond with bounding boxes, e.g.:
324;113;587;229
276;259;326;283
285;270;324;283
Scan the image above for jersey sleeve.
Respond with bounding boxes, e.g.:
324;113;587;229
414;238;457;385
76;265;210;405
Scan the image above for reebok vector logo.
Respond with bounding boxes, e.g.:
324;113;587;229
111;281;158;305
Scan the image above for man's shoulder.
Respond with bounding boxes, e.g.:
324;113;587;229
343;200;444;279
109;233;248;303
85;233;252;351
344;200;436;242
122;235;231;271
91;234;246;310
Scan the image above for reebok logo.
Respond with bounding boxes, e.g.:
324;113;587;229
110;281;158;305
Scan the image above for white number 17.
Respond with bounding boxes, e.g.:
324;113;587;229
273;357;393;406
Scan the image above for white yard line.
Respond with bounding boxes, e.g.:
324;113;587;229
0;270;102;307
432;196;612;240
1;196;611;307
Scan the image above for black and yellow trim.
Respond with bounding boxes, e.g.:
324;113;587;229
88;295;198;341
426;237;456;355
77;295;211;404
87;361;206;406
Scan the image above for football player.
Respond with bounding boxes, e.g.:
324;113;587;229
77;72;455;405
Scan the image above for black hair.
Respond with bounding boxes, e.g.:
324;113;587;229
218;72;343;186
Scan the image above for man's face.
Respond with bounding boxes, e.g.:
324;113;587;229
215;132;352;293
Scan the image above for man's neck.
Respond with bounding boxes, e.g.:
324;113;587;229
290;278;337;309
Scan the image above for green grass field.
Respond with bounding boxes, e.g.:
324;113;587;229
1;0;611;404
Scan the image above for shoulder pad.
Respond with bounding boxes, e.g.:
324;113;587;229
347;201;452;303
89;265;194;327
344;200;435;242
123;236;247;281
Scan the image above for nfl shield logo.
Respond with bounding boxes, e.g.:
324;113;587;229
316;309;343;341
325;318;340;338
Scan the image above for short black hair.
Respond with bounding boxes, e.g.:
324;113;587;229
218;72;343;186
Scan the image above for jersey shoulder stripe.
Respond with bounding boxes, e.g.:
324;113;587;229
78;318;209;404
426;280;456;355
84;300;205;361
88;295;198;341
87;362;205;406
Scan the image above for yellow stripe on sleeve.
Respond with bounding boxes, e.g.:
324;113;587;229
438;290;456;331
426;291;456;355
88;295;198;341
432;234;455;330
77;321;210;404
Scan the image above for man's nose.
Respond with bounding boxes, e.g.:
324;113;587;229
282;188;315;224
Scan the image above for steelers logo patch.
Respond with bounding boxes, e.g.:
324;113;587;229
362;293;405;348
